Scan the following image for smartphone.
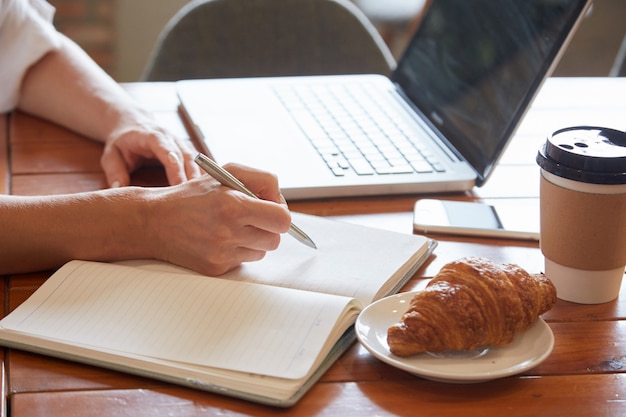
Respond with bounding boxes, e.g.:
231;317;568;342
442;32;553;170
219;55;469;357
413;199;540;241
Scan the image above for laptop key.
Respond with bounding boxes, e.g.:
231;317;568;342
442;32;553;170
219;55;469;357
275;83;446;177
350;159;375;175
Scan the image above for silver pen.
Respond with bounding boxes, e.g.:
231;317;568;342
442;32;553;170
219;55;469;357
194;153;317;249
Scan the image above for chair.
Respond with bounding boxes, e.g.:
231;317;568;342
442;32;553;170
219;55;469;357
141;0;396;81
609;33;626;77
353;0;428;56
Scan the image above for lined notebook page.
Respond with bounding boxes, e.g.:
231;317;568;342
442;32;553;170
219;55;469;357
2;261;358;380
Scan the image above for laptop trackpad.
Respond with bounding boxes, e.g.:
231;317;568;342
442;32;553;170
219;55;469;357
187;84;329;184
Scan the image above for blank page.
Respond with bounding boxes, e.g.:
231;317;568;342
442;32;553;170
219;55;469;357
125;213;431;305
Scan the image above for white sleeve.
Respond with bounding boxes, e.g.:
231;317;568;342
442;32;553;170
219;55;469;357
0;0;62;112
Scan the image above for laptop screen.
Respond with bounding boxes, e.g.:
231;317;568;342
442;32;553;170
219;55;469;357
392;0;590;185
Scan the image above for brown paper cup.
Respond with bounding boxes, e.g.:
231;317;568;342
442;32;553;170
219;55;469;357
540;171;626;304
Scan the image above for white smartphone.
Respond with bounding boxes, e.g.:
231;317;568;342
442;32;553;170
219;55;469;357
413;199;540;241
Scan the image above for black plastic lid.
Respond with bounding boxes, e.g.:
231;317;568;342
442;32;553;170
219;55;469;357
536;126;626;184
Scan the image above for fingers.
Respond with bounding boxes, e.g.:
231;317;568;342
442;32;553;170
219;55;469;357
223;163;285;205
182;147;201;180
188;224;285;276
101;129;200;187
149;177;291;276
237;222;285;252
182;246;269;277
162;150;186;185
100;146;130;188
161;146;201;186
236;194;292;236
158;210;287;277
172;233;282;277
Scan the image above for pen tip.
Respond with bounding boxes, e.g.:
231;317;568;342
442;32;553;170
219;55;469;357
302;237;317;249
288;224;317;249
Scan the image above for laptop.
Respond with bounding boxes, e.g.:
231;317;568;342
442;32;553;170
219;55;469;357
176;0;592;200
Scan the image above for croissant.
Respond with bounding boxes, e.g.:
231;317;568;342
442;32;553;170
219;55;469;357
387;257;556;357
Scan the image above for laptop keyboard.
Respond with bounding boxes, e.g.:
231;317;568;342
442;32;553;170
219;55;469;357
274;82;446;177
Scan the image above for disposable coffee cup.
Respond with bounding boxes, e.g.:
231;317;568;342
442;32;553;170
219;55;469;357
536;126;626;304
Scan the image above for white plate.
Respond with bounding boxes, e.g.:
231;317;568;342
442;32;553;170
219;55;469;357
355;291;554;383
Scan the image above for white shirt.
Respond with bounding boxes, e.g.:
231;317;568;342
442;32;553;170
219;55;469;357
0;0;61;112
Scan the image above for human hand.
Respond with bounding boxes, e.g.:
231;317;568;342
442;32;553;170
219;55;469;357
100;118;201;187
145;163;291;275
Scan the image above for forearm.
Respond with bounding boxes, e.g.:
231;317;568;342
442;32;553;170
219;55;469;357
1;170;291;276
16;33;198;187
0;188;153;274
16;34;146;143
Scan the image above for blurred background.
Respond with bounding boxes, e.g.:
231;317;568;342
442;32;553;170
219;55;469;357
48;0;626;82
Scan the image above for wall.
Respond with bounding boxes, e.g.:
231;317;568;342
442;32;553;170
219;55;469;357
552;0;626;76
49;0;116;75
115;0;190;81
48;0;626;82
48;0;189;81
366;0;626;77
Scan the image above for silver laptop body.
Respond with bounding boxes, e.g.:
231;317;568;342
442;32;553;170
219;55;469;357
177;0;592;200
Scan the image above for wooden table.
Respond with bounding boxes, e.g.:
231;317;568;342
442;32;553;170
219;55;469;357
1;78;625;417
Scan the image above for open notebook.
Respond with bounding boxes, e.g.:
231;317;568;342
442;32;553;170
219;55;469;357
0;213;435;407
